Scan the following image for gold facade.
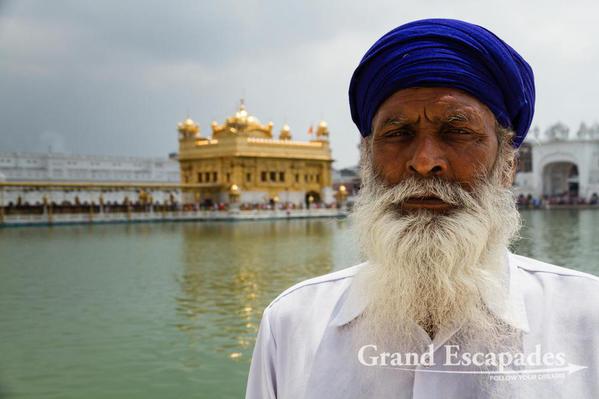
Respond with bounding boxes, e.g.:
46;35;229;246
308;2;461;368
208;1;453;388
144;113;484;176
177;101;333;205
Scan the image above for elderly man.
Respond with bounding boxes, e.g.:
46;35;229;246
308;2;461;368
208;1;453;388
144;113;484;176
246;19;599;398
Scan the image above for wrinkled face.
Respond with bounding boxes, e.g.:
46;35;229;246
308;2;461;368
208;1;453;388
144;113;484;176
370;87;499;212
353;87;520;353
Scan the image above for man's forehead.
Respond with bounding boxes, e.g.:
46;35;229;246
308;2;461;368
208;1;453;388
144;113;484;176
378;108;479;123
372;87;496;129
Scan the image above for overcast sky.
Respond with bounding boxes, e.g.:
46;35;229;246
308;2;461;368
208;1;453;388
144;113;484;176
1;0;598;168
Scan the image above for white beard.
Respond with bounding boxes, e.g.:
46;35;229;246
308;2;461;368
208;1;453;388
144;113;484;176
350;141;521;353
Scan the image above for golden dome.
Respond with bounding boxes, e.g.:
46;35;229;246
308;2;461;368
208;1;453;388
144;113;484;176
177;117;200;138
211;100;273;139
229;102;265;128
316;120;329;139
233;103;249;124
279;123;292;140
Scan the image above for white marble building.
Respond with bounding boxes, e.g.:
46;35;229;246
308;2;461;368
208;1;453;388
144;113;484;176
0;152;179;182
514;123;599;200
0;152;181;206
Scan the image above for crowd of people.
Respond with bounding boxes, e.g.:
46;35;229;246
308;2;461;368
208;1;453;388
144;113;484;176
2;199;180;215
1;198;340;216
3;193;597;216
516;192;599;208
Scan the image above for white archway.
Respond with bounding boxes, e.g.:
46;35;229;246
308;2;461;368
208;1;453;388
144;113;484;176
542;161;579;196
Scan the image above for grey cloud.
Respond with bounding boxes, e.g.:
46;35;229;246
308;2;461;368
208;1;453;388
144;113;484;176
1;0;599;168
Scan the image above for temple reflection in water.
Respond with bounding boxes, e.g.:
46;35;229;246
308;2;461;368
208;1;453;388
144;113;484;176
174;220;341;363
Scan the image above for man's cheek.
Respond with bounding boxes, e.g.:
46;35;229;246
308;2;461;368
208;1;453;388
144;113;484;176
374;163;403;186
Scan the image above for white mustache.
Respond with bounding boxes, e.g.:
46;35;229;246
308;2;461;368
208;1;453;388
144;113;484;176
376;176;480;209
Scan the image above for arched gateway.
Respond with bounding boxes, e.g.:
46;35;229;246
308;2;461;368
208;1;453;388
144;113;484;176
542;162;579;197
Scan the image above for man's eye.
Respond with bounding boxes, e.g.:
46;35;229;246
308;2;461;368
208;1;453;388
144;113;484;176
383;129;412;138
444;128;471;135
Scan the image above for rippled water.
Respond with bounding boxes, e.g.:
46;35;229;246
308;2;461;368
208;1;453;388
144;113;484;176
0;210;597;398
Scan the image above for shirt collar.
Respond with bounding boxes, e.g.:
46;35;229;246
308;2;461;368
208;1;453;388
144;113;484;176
330;250;530;333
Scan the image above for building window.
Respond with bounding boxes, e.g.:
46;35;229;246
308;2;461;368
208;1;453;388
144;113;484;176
517;143;532;173
304;174;308;182
213;172;218;182
205;172;210;182
270;171;276;182
246;173;252;182
261;171;267;182
226;173;230;183
295;174;299;183
279;172;285;182
316;174;320;183
198;173;203;183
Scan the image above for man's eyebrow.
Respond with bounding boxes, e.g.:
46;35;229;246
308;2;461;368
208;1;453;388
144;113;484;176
445;112;474;123
445;112;471;122
426;111;474;124
379;115;417;128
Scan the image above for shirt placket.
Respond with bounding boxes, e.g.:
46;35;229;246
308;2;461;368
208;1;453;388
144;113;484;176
411;322;463;399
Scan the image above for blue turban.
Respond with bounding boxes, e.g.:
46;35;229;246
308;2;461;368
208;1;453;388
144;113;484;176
349;18;535;148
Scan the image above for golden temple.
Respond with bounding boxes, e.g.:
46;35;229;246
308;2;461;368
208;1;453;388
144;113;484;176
177;101;333;206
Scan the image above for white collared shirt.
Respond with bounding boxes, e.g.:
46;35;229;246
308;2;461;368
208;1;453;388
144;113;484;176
245;252;599;399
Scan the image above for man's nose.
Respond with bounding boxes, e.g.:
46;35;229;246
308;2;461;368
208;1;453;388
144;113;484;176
406;137;448;177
